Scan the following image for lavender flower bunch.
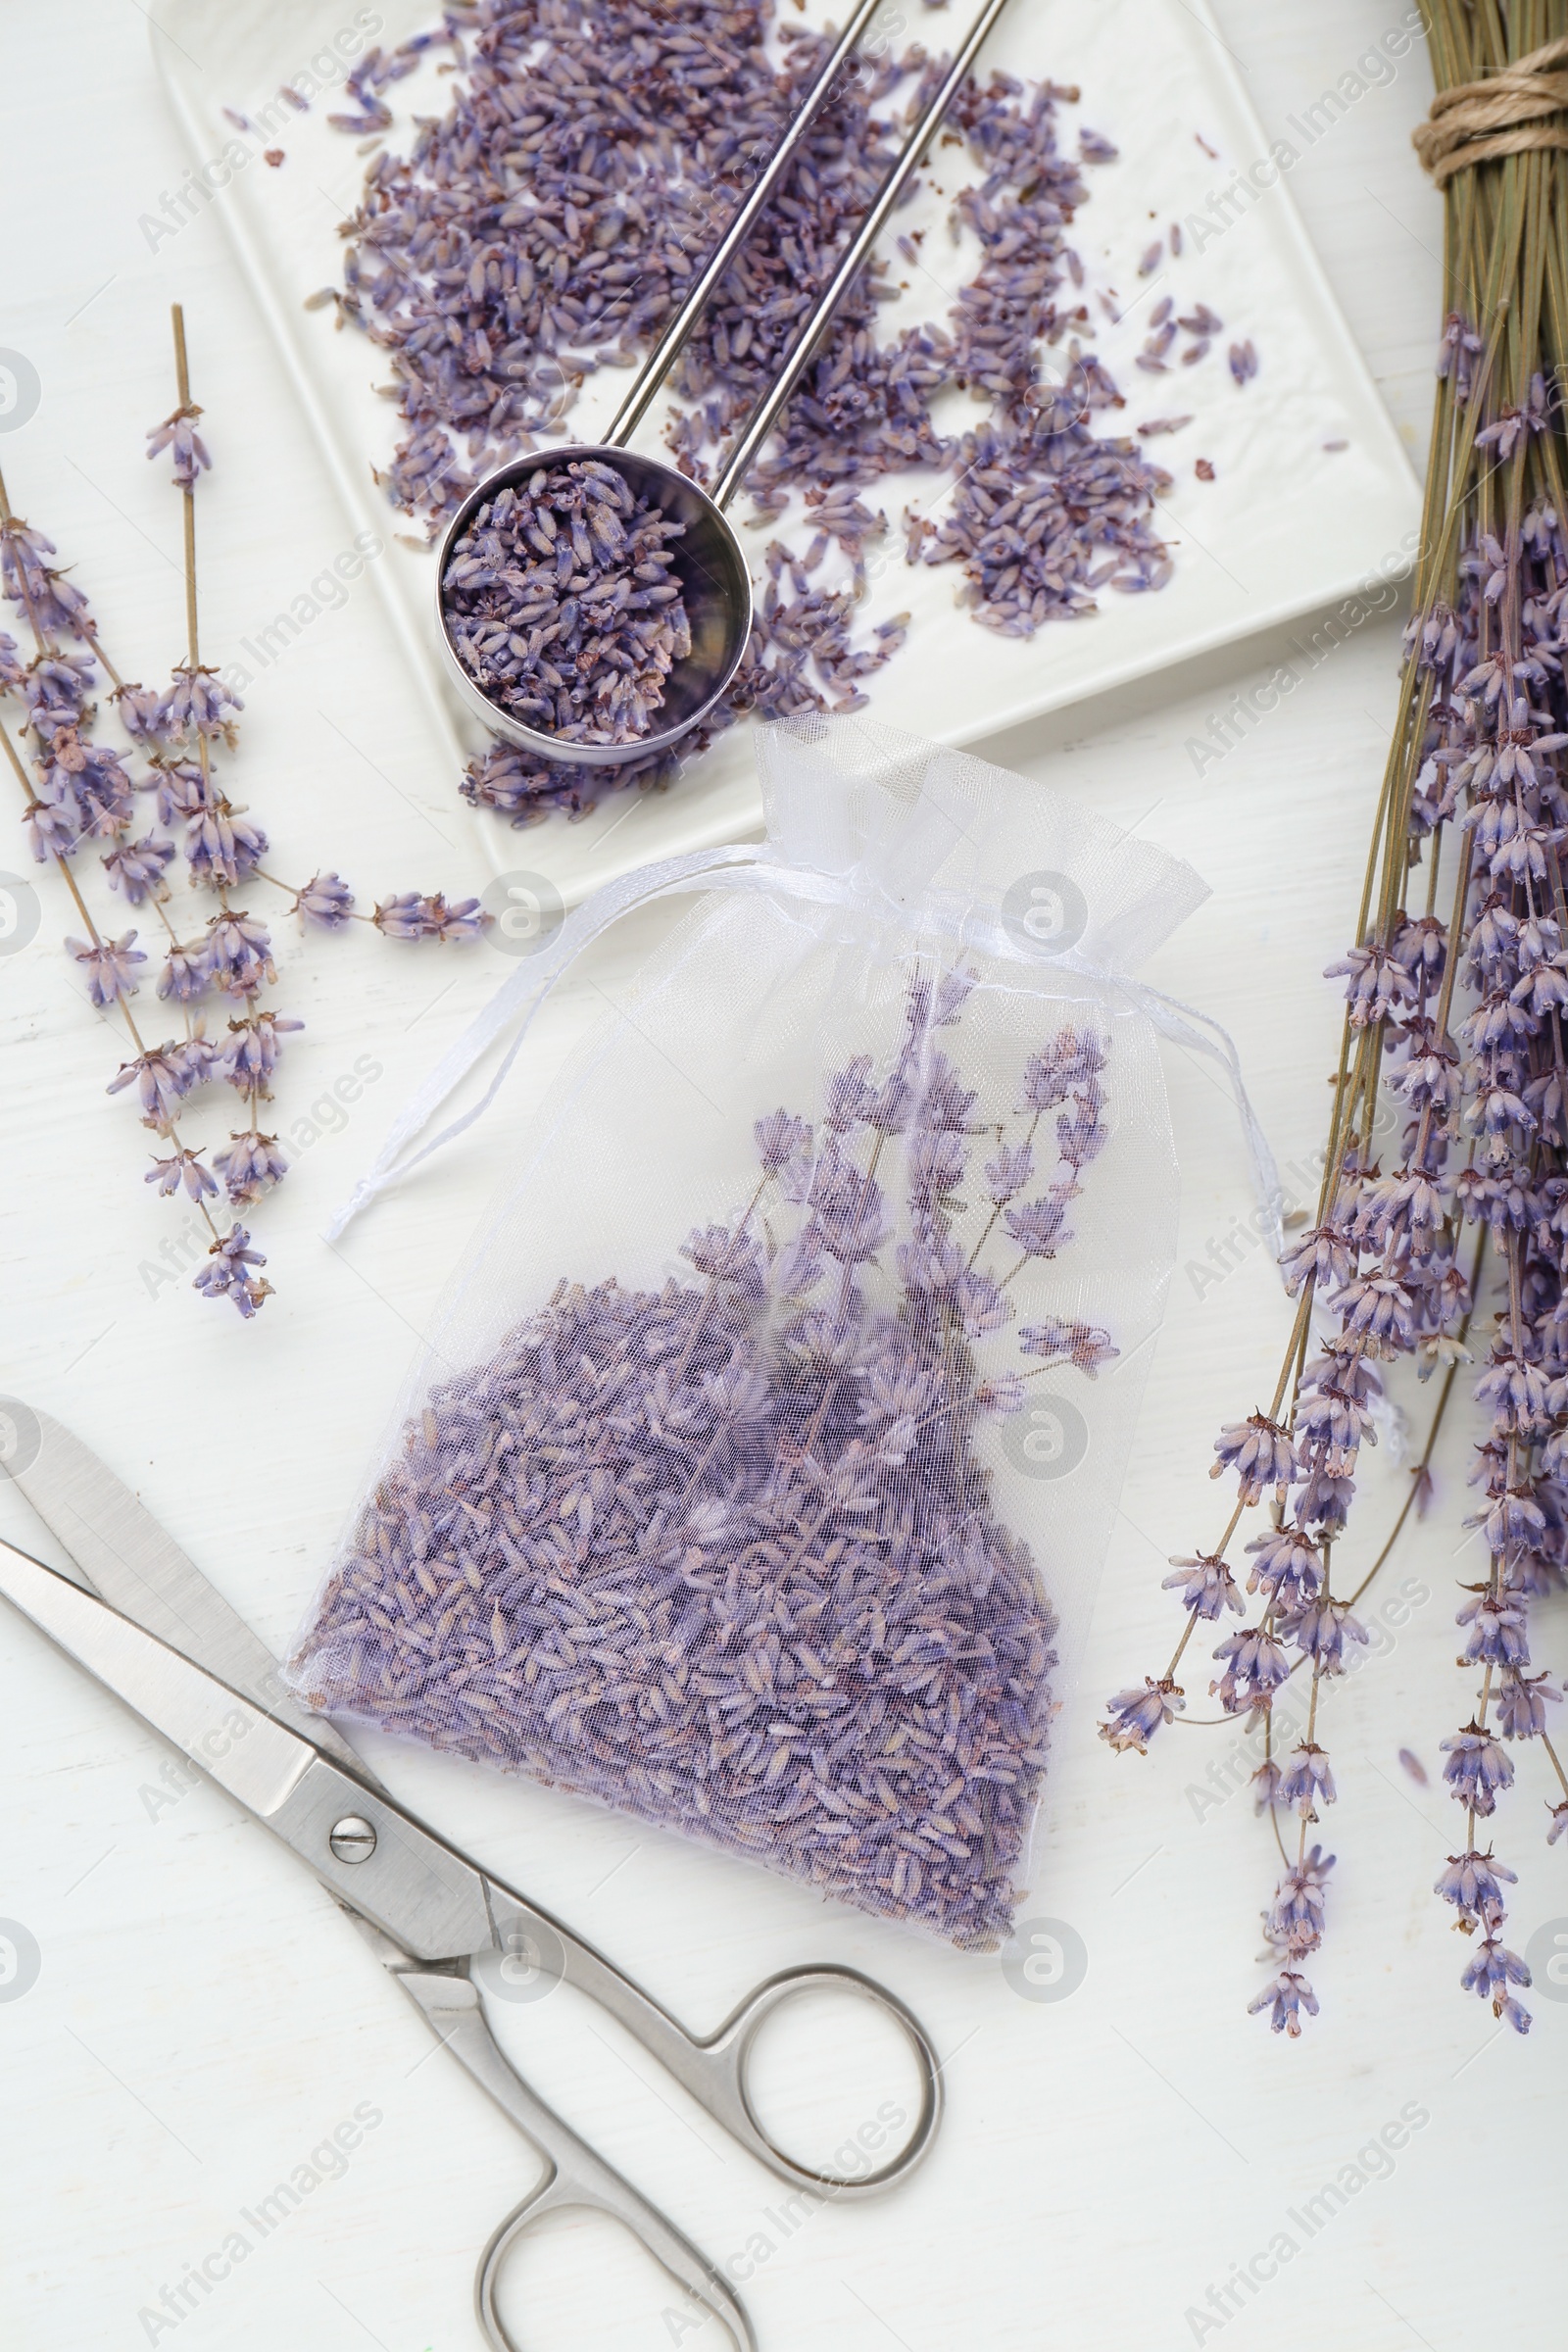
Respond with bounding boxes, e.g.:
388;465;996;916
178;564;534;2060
288;969;1119;1946
0;308;489;1316
1103;0;1568;2041
319;3;1254;825
442;463;692;741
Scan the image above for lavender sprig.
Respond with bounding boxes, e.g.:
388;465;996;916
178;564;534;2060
0;305;492;1318
1102;4;1568;2037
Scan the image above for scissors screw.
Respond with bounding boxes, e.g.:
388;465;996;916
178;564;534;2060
328;1814;378;1864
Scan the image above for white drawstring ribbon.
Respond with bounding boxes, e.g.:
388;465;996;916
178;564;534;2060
325;840;1285;1261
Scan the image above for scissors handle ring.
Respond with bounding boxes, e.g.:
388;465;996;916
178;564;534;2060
394;1963;758;2352
489;1886;947;2196
475;2157;757;2352
690;1961;944;2195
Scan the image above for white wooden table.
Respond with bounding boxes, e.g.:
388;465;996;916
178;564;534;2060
1;9;1554;2352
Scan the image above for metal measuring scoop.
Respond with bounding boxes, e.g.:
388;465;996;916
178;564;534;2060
434;0;1012;768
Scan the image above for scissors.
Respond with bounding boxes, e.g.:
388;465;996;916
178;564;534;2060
0;1407;942;2351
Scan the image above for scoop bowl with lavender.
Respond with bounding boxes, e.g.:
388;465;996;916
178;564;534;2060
435;446;753;767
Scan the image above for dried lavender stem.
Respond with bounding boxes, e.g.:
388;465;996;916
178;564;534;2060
171;306;201;669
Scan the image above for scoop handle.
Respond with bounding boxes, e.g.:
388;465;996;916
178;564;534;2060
712;0;1014;510
605;0;893;452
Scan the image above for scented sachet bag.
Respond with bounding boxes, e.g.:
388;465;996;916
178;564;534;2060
288;713;1258;1947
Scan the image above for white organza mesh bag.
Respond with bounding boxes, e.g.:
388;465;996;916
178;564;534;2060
288;714;1268;1948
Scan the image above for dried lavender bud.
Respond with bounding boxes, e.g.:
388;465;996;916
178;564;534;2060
145;404;210;491
214;1131;290;1205
67;929;145;1006
212;1010;304;1095
106;1042;199;1129
371;890;493;941
194;1225;270;1316
158;663;241;743
102;834;174;906
157;939;211;1003
146;1148;219;1202
290;987;1121;1950
205;909;275;997
293;871;356;927
323;11;1187;769
442;464;692;745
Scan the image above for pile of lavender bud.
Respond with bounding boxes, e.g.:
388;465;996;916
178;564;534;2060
319;1;1251;822
288;971;1119;1945
442;461;692;742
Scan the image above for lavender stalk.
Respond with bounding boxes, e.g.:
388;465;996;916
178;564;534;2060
1102;1;1568;2036
0;305;492;1316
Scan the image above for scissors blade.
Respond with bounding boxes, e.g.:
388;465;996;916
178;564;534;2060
0;1537;495;1957
4;1405;369;1775
0;1539;318;1816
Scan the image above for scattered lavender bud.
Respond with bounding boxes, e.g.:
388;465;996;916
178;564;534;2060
318;13;1182;767
1228;338;1259;387
1396;1746;1428;1785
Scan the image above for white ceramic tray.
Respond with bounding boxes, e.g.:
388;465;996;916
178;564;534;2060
150;0;1419;901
